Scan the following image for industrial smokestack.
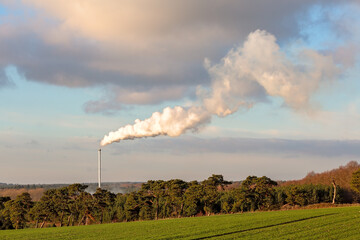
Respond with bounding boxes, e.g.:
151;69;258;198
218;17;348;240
98;149;101;188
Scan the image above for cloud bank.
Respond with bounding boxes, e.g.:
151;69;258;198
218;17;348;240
0;0;353;113
112;136;360;158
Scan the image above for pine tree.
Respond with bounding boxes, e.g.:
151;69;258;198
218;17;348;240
351;169;360;193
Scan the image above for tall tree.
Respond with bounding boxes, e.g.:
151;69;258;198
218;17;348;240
4;193;33;229
124;193;140;221
53;187;71;227
76;192;95;225
351;169;360;193
166;179;188;217
93;188;116;224
67;184;88;226
115;193;127;222
183;181;204;217
140;180;166;220
240;176;277;211
0;197;13;230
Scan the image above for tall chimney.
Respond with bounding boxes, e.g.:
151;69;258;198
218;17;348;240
98;149;101;188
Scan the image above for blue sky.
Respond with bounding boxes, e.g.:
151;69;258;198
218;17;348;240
1;1;360;183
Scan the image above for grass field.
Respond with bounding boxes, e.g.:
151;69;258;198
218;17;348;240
1;206;359;240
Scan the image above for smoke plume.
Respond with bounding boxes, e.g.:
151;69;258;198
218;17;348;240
100;106;210;146
100;30;339;146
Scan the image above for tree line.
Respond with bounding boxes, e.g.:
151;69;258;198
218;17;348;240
0;173;358;230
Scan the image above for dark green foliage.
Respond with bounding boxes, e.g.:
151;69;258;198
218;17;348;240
93;188;116;223
0;196;13;230
124;193;140;221
114;194;127;222
1;193;33;229
166;179;188;217
239;176;277;211
276;184;344;206
0;197;11;209
219;191;234;214
0;175;351;230
351;169;360;193
183;182;204;217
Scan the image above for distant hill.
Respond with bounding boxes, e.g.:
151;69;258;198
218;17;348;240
0;183;69;190
281;161;360;188
0;182;143;201
281;161;360;202
0;188;45;201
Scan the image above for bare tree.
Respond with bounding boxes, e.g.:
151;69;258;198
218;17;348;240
332;180;337;204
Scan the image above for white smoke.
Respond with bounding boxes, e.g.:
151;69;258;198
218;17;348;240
100;30;339;146
100;106;210;146
202;30;339;116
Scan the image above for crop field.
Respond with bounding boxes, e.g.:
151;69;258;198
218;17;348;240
1;206;359;240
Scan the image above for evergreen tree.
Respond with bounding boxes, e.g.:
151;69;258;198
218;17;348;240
351;169;360;193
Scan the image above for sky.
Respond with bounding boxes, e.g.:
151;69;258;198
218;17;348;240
1;0;360;184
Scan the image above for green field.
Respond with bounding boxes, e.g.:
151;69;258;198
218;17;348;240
1;206;359;240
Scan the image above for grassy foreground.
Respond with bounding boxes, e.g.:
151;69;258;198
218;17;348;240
1;206;359;240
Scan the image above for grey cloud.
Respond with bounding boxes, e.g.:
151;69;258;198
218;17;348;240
0;76;10;88
83;100;123;115
84;85;190;114
109;136;360;158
